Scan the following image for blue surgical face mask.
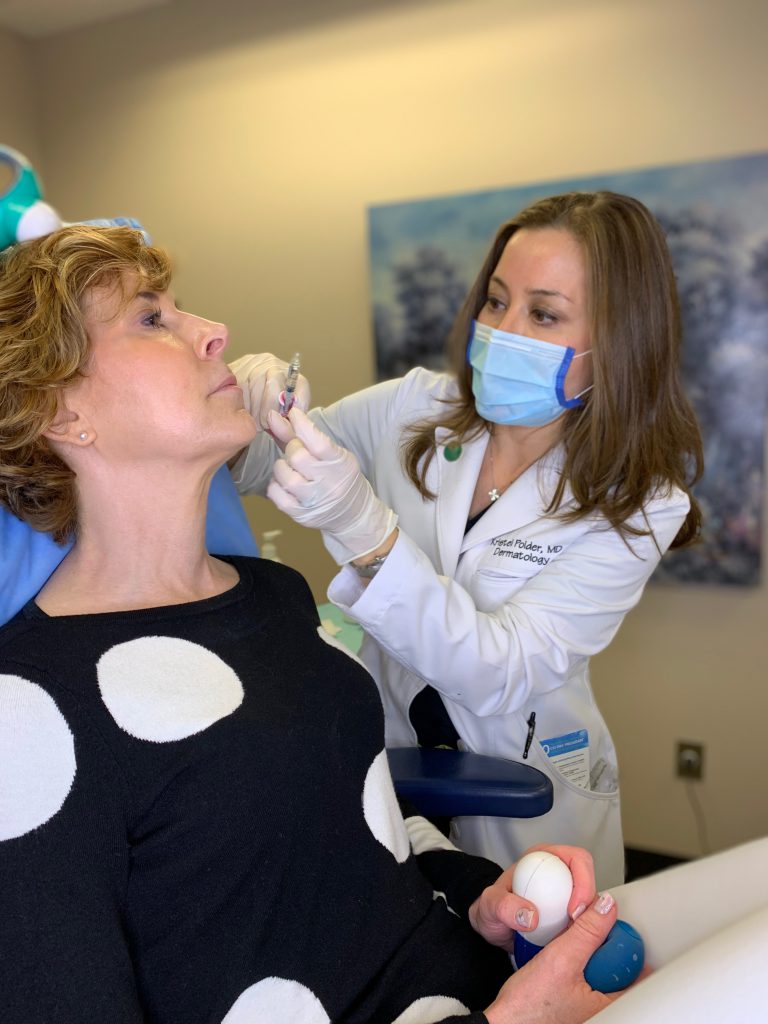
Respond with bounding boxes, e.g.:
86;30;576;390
467;320;592;427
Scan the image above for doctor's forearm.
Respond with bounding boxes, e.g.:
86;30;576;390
331;533;534;716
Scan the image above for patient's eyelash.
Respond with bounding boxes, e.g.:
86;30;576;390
144;308;163;329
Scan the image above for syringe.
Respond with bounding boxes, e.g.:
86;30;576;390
279;352;301;415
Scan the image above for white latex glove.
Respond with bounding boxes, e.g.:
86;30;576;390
266;407;398;565
229;353;311;432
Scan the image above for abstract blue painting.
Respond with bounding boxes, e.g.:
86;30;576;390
367;153;768;585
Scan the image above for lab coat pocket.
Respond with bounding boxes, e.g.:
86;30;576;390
532;722;620;796
529;732;619;798
528;726;623;886
466;709;622;885
453;744;624;887
450;709;624;885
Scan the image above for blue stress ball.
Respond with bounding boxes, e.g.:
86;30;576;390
583;919;644;993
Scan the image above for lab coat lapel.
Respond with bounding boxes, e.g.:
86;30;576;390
461;447;567;552
432;427;487;577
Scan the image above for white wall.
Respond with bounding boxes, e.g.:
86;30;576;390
11;0;768;856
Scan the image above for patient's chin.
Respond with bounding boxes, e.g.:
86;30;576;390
206;409;258;466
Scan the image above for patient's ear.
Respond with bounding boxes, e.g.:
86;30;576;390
43;406;96;447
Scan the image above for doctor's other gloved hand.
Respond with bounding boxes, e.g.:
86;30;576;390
229;352;310;433
266;407;398;565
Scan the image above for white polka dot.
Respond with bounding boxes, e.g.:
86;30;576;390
362;749;410;863
97;636;243;742
391;996;470;1023
316;625;370;672
0;675;76;840
222;977;330;1023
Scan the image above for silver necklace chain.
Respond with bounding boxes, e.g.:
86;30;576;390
487;432;541;505
488;435;501;503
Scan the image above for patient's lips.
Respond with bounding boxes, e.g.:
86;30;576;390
210;373;240;395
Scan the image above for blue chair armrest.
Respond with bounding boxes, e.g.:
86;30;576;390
387;747;553;819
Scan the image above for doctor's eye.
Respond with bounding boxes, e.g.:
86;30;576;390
483;295;507;314
531;307;558;326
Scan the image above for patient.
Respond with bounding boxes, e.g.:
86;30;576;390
0;225;622;1024
4;226;768;1024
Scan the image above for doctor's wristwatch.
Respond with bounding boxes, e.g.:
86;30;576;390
353;528;399;579
353;553;389;578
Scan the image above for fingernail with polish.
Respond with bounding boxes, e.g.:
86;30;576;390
571;902;587;921
515;908;534;929
595;892;614;915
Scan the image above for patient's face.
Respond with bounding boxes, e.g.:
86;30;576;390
71;274;257;467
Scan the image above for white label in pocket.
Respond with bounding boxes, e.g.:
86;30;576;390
541;729;589;790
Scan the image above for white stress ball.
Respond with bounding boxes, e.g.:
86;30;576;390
512;850;573;946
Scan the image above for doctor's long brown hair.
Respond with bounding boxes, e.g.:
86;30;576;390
401;190;703;547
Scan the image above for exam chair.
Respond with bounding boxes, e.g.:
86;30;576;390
386;746;552;819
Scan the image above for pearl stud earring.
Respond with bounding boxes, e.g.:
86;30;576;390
79;432;88;440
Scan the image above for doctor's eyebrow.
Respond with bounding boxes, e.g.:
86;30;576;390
488;276;574;304
526;287;574;304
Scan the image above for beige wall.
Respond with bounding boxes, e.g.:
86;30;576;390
9;0;768;856
0;28;41;167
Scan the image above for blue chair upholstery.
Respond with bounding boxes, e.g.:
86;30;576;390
387;747;553;819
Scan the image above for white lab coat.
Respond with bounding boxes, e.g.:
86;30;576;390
235;368;690;888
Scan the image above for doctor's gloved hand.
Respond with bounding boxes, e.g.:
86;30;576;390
229;353;310;433
266;407;398;565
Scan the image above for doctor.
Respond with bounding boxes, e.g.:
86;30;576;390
238;190;704;889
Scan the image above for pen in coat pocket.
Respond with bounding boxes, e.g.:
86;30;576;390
523;712;536;759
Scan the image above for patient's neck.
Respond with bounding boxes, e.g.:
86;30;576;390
35;465;240;616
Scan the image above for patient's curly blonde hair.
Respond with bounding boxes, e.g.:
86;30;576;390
0;224;171;542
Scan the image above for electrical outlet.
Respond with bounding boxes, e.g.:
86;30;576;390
676;741;704;780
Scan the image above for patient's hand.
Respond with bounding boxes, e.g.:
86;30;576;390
469;845;597;952
484;892;623;1024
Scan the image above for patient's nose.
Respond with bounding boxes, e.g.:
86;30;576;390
195;318;229;359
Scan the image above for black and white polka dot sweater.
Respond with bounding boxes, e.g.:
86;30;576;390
0;556;509;1024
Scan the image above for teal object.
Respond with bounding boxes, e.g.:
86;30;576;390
443;443;462;461
317;602;364;655
0;145;149;250
0;145;43;248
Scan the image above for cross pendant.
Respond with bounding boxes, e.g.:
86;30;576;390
488;488;500;502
